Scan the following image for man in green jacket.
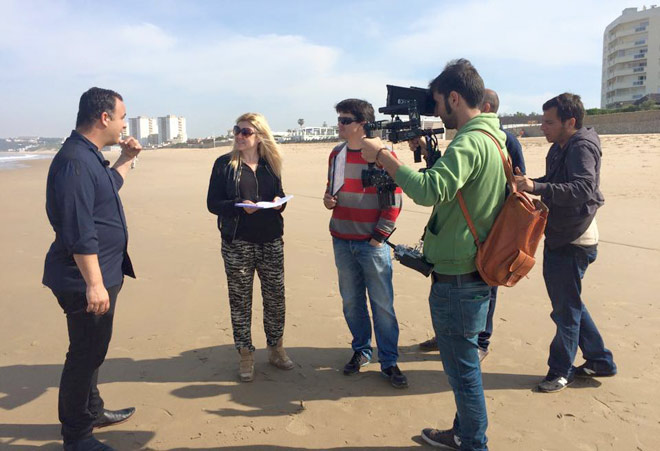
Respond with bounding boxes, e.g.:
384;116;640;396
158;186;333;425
361;59;505;451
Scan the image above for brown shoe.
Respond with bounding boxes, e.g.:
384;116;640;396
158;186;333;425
238;348;254;382
268;338;295;370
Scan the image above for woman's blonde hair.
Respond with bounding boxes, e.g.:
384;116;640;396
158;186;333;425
230;112;282;178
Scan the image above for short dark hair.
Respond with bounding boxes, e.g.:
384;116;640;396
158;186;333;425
335;98;375;123
542;93;584;129
76;87;123;129
482;89;500;113
429;59;484;109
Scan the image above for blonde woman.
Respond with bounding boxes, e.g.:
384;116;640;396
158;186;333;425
207;112;293;382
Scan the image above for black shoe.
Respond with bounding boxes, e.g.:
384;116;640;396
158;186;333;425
343;351;370;375
92;407;135;429
574;362;617;378
537;372;574;393
64;436;115;451
381;365;408;389
421;428;461;449
419;336;438;352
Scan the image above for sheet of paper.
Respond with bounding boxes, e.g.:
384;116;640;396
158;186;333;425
331;143;347;196
235;194;294;209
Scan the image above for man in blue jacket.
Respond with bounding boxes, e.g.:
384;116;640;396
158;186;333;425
515;93;617;393
43;87;141;450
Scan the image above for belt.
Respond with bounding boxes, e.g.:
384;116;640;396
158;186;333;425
432;271;483;284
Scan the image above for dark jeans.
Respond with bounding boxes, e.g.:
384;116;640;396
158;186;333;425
429;277;490;451
477;287;497;350
543;244;616;378
54;284;122;444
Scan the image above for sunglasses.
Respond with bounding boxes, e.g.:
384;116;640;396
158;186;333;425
233;126;257;137
337;117;360;125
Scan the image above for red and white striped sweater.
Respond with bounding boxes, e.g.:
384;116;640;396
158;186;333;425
326;143;402;242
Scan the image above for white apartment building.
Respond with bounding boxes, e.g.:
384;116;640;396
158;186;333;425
128;116;159;146
157;115;188;144
177;116;187;143
602;5;660;108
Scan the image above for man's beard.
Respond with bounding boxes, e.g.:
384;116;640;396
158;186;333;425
442;97;458;129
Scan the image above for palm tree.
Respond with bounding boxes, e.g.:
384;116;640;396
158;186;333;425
297;118;304;128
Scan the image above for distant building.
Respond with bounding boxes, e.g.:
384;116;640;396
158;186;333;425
128;116;159;146
289;126;338;142
177;116;187;143
157;115;188;144
602;6;660;108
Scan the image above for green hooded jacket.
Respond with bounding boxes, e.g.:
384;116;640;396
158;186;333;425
394;113;507;274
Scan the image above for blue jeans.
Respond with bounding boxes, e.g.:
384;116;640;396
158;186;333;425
429;277;490;451
543;244;616;378
333;237;399;369
477;287;497;350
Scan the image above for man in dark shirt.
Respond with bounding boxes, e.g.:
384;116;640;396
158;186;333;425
417;88;527;361
515;93;616;393
43;87;141;451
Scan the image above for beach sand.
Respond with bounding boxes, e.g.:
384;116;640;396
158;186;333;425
0;134;659;450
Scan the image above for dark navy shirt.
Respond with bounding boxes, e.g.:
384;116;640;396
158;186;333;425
43;131;135;293
503;128;526;175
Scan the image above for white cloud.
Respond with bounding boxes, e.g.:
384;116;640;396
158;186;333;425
392;0;625;67
0;0;634;136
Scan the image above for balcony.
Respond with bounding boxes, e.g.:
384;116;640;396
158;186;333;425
605;66;647;81
610;53;647;65
606;77;647;91
610;25;648;39
607;38;647;56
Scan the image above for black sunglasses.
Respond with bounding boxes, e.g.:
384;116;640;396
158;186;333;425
337;117;359;125
233;126;257;137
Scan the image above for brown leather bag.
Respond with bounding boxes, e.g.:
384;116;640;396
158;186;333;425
457;130;548;287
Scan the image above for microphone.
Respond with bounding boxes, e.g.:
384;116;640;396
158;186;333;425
103;160;110;167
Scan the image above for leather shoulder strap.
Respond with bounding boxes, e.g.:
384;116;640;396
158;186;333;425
457;190;481;248
475;129;516;192
456;129;513;247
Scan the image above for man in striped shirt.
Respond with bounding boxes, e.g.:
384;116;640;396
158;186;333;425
323;98;407;389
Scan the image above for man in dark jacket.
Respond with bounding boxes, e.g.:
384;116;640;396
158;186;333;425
44;87;140;450
515;93;617;393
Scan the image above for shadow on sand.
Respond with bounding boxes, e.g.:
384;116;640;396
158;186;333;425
0;344;600;448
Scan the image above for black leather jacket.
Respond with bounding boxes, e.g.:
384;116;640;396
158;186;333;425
207;153;285;243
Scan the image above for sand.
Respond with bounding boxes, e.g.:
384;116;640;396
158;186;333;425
0;134;659;450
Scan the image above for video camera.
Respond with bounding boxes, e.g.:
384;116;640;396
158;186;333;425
365;85;444;163
360;86;445;208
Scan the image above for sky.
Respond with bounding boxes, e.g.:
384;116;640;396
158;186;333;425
0;0;638;138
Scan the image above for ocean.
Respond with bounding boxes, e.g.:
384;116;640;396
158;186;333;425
0;153;53;171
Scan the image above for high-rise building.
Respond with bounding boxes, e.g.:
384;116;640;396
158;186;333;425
602;6;660;108
177;116;187;143
157;115;188;144
158;115;178;144
128;116;159;146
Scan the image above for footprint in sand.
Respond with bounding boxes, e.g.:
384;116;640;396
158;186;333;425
285;416;315;435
